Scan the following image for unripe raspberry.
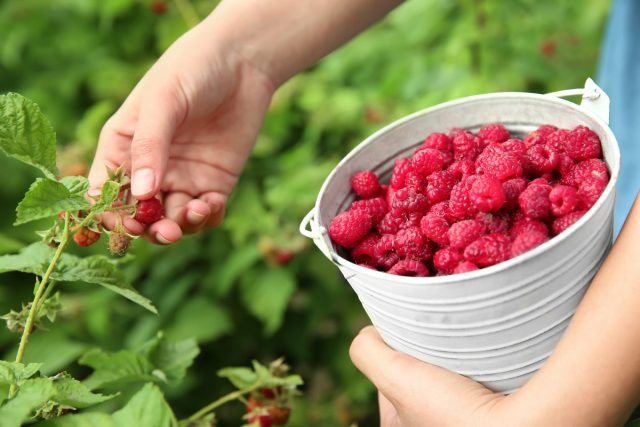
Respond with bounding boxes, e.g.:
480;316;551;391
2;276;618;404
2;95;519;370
109;232;131;256
73;227;101;247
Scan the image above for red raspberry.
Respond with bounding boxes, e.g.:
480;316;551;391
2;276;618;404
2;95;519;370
561;159;609;187
577;177;607;210
475;151;523;182
426;171;457;204
448;159;476;179
433;248;463;274
475;212;510;235
329;209;373;249
551;210;587;235
469;176;506;213
463;233;511;267
420;213;450;247
422;132;453;152
391;188;429;215
388;259;430;277
403;171;428;193
385;185;396;207
374;234;399;270
518;183;552;220
429;201;454;224
453;261;479;274
73;227;101;247
448;219;486;250
394;227;431;260
502;178;528;209
526;125;560;148
135;198;165;225
351;233;381;266
412;148;445;176
544;128;570;153
523;145;559;175
351;197;388;224
390;158;415;189
510;216;549;239
150;0;168;15
511;230;549;257
478;123;510;143
449;178;478;220
351;170;381;199
565;125;602;161
451;129;481;161
501;138;526;158
549;185;578;217
377;212;403;235
557;154;576;178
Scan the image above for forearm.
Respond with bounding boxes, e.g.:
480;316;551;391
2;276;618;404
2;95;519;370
201;0;404;87
510;193;640;426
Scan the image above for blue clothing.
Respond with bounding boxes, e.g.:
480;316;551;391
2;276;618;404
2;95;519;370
598;0;640;235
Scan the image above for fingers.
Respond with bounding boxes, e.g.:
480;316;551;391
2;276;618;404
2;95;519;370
378;393;400;427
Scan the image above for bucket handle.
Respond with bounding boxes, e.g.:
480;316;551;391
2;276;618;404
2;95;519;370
545;78;610;125
299;207;336;261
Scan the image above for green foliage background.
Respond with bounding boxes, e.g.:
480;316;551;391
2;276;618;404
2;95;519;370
0;0;610;425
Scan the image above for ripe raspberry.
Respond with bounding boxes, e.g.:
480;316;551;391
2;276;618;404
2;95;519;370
518;183;551;219
463;233;511;267
525;125;560;148
448;178;478;220
510;216;549;239
448;159;476;179
433;248;463;274
351;233;381;266
501;138;526;158
388;259;430;277
577;177;607;210
453;261;479;274
385;185;396;207
150;0;168;15
523;144;559;175
429;201;454;224
451;129;481;161
412;148;445;176
469;176;506;213
351;170;381;199
475;212;510;235
329;210;373;249
394;227;431;260
73;227;101;247
561;159;609;187
502;178;528;209
565;125;602;161
551;210;587;235
475;151;523;182
557;154;576;178
351;197;388;224
135;198;165;225
108;232;131;256
448;219;486;250
403;171;428;193
391;188;429;215
549;185;578;217
420;213;450;246
374;234;400;270
377;212;403;235
390;158;415;189
478;124;510;143
511;230;549;257
422;132;452;152
426;171;457;204
544;128;570;153
268;406;291;425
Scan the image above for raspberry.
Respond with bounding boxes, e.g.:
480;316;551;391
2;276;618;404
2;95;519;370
448;159;476;179
351;170;381;199
501;138;526;158
565;125;602;161
403;171;427;193
377;212;402;234
385;185;396;207
502;178;528;209
511;230;548;257
469;176;506;212
577;177;607;210
351;197;388;224
351;233;380;266
108;231;131;256
463;233;511;267
523;144;559;175
448;219;486;250
544;128;570;153
478;123;510;143
426;171;457;204
428;201;454;223
329;209;373;249
422;132;453;152
453;261;479;274
268;406;291;426
412;148;445;176
388;259;430;277
135;198;165;225
150;0;168;15
374;234;399;270
475;151;523;182
451;129;481;161
394;227;431;260
475;212;510;235
551;210;587;235
510;216;549;238
433;248;463;274
549;185;578;217
390;158;415;189
420;213;450;246
518;183;551;219
525;125;559;148
561;159;609;187
557;154;576;178
73;227;101;247
448;178;478;220
391;188;429;215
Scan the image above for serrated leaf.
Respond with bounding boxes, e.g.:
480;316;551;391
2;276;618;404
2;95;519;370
78;349;155;391
0;242;51;275
240;268;296;334
0;361;42;385
0;93;58;179
52;375;115;408
15;178;90;225
0;378;55;427
59;176;89;196
140;333;200;383
38;413;116;427
91;180;120;214
165;297;232;343
217;367;258;389
112;383;173;427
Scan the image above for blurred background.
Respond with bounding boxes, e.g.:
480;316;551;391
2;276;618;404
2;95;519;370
0;0;611;425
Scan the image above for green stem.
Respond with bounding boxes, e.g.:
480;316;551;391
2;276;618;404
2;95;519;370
34;280;57;315
172;0;200;27
183;384;259;424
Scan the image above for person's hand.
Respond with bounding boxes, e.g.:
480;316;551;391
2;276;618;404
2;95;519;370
88;23;275;244
350;326;523;427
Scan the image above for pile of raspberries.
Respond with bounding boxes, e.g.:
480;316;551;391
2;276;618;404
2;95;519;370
328;123;609;277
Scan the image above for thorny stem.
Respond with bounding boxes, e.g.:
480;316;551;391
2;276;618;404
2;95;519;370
183;384;260;424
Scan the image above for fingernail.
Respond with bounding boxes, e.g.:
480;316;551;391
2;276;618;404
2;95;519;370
186;210;206;225
156;233;172;245
132;168;155;197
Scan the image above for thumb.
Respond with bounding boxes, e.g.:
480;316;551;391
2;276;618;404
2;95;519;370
130;86;185;199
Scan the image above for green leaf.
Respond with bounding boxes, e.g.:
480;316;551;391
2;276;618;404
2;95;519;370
0;384;9;406
140;333;200;383
240;268;296;334
78;349;155;391
0;234;23;255
209;245;261;297
91;180;120;214
0;361;42;385
0;242;51;275
59;176;90;197
0;378;55;427
15;178;90;225
0;93;58;179
38;413;116;427
14;330;87;376
112;383;173;427
165;297;232;343
217;367;258;389
51;375;115;408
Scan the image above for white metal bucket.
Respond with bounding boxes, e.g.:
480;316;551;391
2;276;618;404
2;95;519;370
300;78;620;393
